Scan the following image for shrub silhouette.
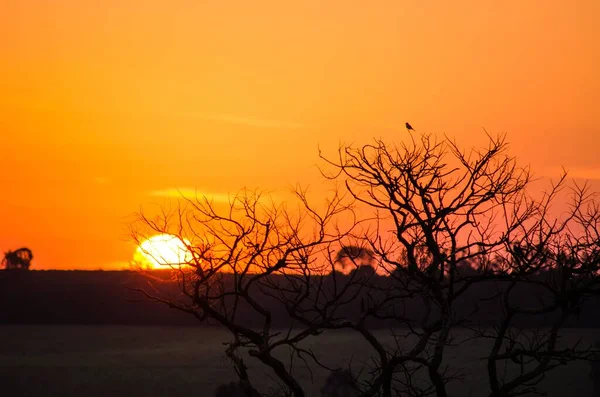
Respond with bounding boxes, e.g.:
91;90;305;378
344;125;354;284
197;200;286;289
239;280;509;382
2;247;33;270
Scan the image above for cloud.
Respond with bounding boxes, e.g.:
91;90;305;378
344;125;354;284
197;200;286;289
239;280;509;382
150;187;233;203
195;113;305;129
149;187;284;207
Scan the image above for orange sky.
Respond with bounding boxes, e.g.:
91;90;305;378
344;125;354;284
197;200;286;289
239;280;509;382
1;0;599;269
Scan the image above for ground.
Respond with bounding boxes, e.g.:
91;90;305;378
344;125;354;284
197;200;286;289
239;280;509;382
0;325;596;396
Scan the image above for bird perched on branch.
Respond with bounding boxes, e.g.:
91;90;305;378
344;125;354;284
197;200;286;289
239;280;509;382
405;122;415;132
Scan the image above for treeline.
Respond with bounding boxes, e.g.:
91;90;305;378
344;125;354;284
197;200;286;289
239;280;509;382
1;270;598;328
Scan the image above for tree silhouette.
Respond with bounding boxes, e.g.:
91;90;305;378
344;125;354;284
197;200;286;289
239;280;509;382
320;132;600;396
132;189;355;397
335;245;375;274
2;247;33;270
132;133;600;397
335;245;374;264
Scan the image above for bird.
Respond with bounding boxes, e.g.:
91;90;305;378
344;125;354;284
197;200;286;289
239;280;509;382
405;122;415;131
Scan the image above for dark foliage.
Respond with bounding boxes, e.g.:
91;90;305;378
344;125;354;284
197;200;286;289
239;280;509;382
2;247;33;270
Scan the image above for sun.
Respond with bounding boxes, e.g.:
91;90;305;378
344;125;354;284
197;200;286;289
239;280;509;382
134;234;193;269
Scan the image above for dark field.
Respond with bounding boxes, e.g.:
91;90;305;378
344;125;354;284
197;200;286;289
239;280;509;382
0;325;596;396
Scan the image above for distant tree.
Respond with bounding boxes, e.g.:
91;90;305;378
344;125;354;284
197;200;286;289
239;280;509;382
132;133;600;397
349;264;376;279
2;247;33;270
335;245;374;265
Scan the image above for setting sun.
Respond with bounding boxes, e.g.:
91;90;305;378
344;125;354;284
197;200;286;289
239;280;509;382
134;234;193;269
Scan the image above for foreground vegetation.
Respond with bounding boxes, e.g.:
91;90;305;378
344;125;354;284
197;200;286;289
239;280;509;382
133;133;600;397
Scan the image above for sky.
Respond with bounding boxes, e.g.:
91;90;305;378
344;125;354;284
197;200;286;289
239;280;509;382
1;0;599;270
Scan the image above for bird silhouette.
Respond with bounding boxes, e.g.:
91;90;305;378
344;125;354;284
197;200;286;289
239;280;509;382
405;122;415;131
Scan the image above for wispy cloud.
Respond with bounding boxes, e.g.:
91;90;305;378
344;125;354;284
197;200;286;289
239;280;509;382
195;113;305;129
150;187;233;203
149;187;284;206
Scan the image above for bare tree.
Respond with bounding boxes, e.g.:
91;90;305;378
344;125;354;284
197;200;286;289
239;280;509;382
132;133;600;397
131;189;358;397
318;132;600;396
